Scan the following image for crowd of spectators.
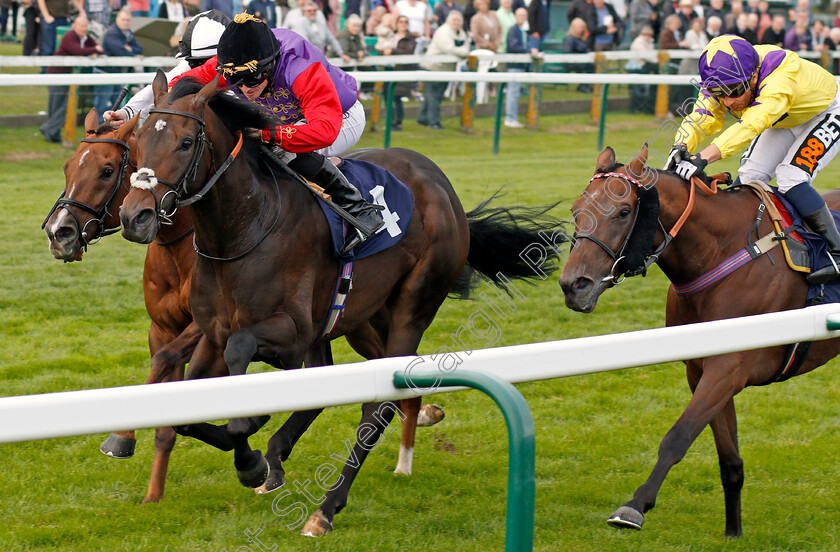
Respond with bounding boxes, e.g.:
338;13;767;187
11;0;840;141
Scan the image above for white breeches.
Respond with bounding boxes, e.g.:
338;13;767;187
740;85;840;192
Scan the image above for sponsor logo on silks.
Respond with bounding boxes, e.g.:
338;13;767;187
792;114;840;175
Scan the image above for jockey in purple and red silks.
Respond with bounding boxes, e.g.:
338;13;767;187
172;13;384;254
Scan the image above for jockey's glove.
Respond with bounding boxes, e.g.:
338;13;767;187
664;143;688;171
675;154;707;181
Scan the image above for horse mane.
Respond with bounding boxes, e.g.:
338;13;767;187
168;77;284;173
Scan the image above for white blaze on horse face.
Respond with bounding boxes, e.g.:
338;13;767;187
47;206;73;239
130;167;159;190
154;119;166;132
78;150;90;167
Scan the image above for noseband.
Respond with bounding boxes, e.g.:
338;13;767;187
42;136;134;249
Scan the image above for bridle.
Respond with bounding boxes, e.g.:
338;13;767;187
574;170;724;285
42;136;134;249
136;106;267;262
138;108;215;223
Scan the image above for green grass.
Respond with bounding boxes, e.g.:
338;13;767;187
2;112;840;551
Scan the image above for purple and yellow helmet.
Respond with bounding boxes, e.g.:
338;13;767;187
698;35;759;96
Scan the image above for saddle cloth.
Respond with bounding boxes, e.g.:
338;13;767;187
769;187;840;304
316;158;414;260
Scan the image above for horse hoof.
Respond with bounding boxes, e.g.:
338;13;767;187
255;468;286;495
100;434;136;459
607;506;644;530
301;509;333;537
237;454;270;488
417;403;445;427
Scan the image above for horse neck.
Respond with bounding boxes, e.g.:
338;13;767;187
653;175;752;284
189;142;303;257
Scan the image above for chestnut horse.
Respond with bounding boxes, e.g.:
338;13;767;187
559;145;840;537
43;108;210;503
118;72;562;535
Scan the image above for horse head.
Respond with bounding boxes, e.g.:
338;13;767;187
44;107;139;262
120;69;221;244
559;145;661;312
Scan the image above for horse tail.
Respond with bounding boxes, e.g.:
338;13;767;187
449;191;568;299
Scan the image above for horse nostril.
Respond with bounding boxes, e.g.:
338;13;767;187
55;225;77;243
572;277;593;291
133;209;155;228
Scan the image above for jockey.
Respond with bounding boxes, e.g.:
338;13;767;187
103;10;231;127
170;13;384;254
667;35;840;285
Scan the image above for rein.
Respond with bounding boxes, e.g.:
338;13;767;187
41;136;134;248
577;171;723;284
141;106;271;263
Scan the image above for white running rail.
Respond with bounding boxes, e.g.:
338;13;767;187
1;303;839;444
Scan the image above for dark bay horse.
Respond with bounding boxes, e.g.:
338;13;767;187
559;145;840;537
43;109;446;504
43;108;210;503
118;72;563;535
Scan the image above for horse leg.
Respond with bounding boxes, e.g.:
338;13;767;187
223;320;307;488
172;336;240;451
607;356;746;531
101;323;201;460
256;344;333;495
709;397;744;538
394;397;420;475
302;400;400;536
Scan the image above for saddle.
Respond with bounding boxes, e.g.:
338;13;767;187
735;181;810;274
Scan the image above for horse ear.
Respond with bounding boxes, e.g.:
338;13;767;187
595;147;616;172
194;71;222;108
116;114;140;141
84;108;99;133
152;68;169;106
626;145;649;179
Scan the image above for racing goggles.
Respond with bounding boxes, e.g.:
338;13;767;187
705;80;750;99
234;71;270;88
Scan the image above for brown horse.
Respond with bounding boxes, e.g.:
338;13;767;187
43;108;211;503
118;72;562;535
559;145;840;537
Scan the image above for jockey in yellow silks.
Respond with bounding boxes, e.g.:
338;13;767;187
667;35;840;284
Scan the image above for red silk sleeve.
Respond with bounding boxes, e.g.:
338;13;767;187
275;62;343;153
168;56;228;89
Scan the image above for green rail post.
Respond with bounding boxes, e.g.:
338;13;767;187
393;369;535;552
493;82;506;155
383;82;395;149
597;83;609;152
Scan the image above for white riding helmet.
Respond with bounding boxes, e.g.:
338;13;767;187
177;10;231;67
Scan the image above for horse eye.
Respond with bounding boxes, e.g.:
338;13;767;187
180;138;194;150
101;167;114;179
618;207;632;218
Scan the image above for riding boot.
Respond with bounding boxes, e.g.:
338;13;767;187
803;205;840;285
308;157;385;254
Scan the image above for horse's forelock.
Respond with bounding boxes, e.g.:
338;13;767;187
600;162;625;173
93;122;118;135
